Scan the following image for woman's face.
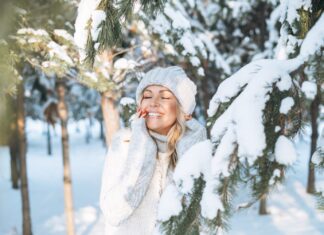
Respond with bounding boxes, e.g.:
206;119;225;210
139;85;178;135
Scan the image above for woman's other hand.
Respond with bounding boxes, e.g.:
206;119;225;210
184;114;192;121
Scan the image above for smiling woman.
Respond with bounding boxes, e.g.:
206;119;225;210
99;66;207;235
139;85;178;135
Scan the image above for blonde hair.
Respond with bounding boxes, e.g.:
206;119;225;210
166;105;187;168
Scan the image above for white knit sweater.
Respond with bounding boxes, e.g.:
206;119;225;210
105;151;172;235
100;118;207;234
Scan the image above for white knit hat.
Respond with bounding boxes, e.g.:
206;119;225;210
136;66;197;115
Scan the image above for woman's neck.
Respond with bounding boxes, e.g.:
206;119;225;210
148;130;168;153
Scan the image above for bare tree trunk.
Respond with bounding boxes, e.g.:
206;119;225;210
8;96;20;189
85;116;93;144
56;81;75;235
307;83;320;194
99;119;104;140
17;82;33;235
101;92;120;148
259;194;268;215
99;50;121;148
9;136;20;189
47;123;52;156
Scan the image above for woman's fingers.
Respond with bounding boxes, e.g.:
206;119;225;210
136;107;142;117
184;114;192;121
142;110;148;118
137;107;148;118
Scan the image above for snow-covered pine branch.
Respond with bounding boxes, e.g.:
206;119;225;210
74;0;166;65
16;28;77;78
156;8;324;235
145;0;231;77
15;27;143;95
0;41;20;97
203;12;324;232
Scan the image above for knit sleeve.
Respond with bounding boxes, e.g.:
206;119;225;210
99;118;158;226
99;129;134;226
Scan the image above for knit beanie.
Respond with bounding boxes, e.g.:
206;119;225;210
135;66;197;115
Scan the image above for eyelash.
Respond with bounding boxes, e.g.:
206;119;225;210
143;96;170;99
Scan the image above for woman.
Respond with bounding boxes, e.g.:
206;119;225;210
100;66;207;234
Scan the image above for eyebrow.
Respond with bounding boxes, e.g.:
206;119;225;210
143;89;172;94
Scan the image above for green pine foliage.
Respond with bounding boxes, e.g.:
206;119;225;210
120;100;136;127
160;176;205;235
158;3;324;234
0;42;20;98
313;147;324;210
84;0;166;66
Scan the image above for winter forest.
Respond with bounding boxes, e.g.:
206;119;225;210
0;0;324;235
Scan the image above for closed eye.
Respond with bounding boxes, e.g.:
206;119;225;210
143;96;152;99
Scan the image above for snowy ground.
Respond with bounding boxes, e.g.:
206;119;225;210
1;119;323;235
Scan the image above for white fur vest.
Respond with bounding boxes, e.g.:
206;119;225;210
99;117;207;227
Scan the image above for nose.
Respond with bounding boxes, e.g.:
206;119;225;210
149;97;160;107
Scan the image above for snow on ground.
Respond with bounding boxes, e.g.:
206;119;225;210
230;125;324;235
1;119;324;235
0;119;107;235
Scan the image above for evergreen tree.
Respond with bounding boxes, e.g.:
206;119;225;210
155;2;324;234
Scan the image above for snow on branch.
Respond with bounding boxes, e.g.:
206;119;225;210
201;12;324;228
208;12;323;166
146;1;231;76
74;0;166;65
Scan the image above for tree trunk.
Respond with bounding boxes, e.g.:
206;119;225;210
17;82;33;235
9;137;20;189
307;83;320;194
56;81;75;235
99;119;104;140
47;123;52;156
85;115;93;144
99;50;121;148
259;194;268;215
101;92;120;148
8;95;20;189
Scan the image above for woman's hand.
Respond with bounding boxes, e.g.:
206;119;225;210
184;114;192;121
136;107;148;118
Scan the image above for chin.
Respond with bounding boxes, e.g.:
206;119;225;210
147;124;162;132
146;119;174;134
146;123;164;134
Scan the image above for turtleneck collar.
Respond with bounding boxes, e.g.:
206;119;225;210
148;130;168;153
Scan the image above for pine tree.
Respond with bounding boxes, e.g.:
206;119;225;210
155;2;324;234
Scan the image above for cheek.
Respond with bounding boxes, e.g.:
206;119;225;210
164;102;177;122
139;100;149;110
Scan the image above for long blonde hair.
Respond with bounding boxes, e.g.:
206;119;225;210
166;103;187;168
